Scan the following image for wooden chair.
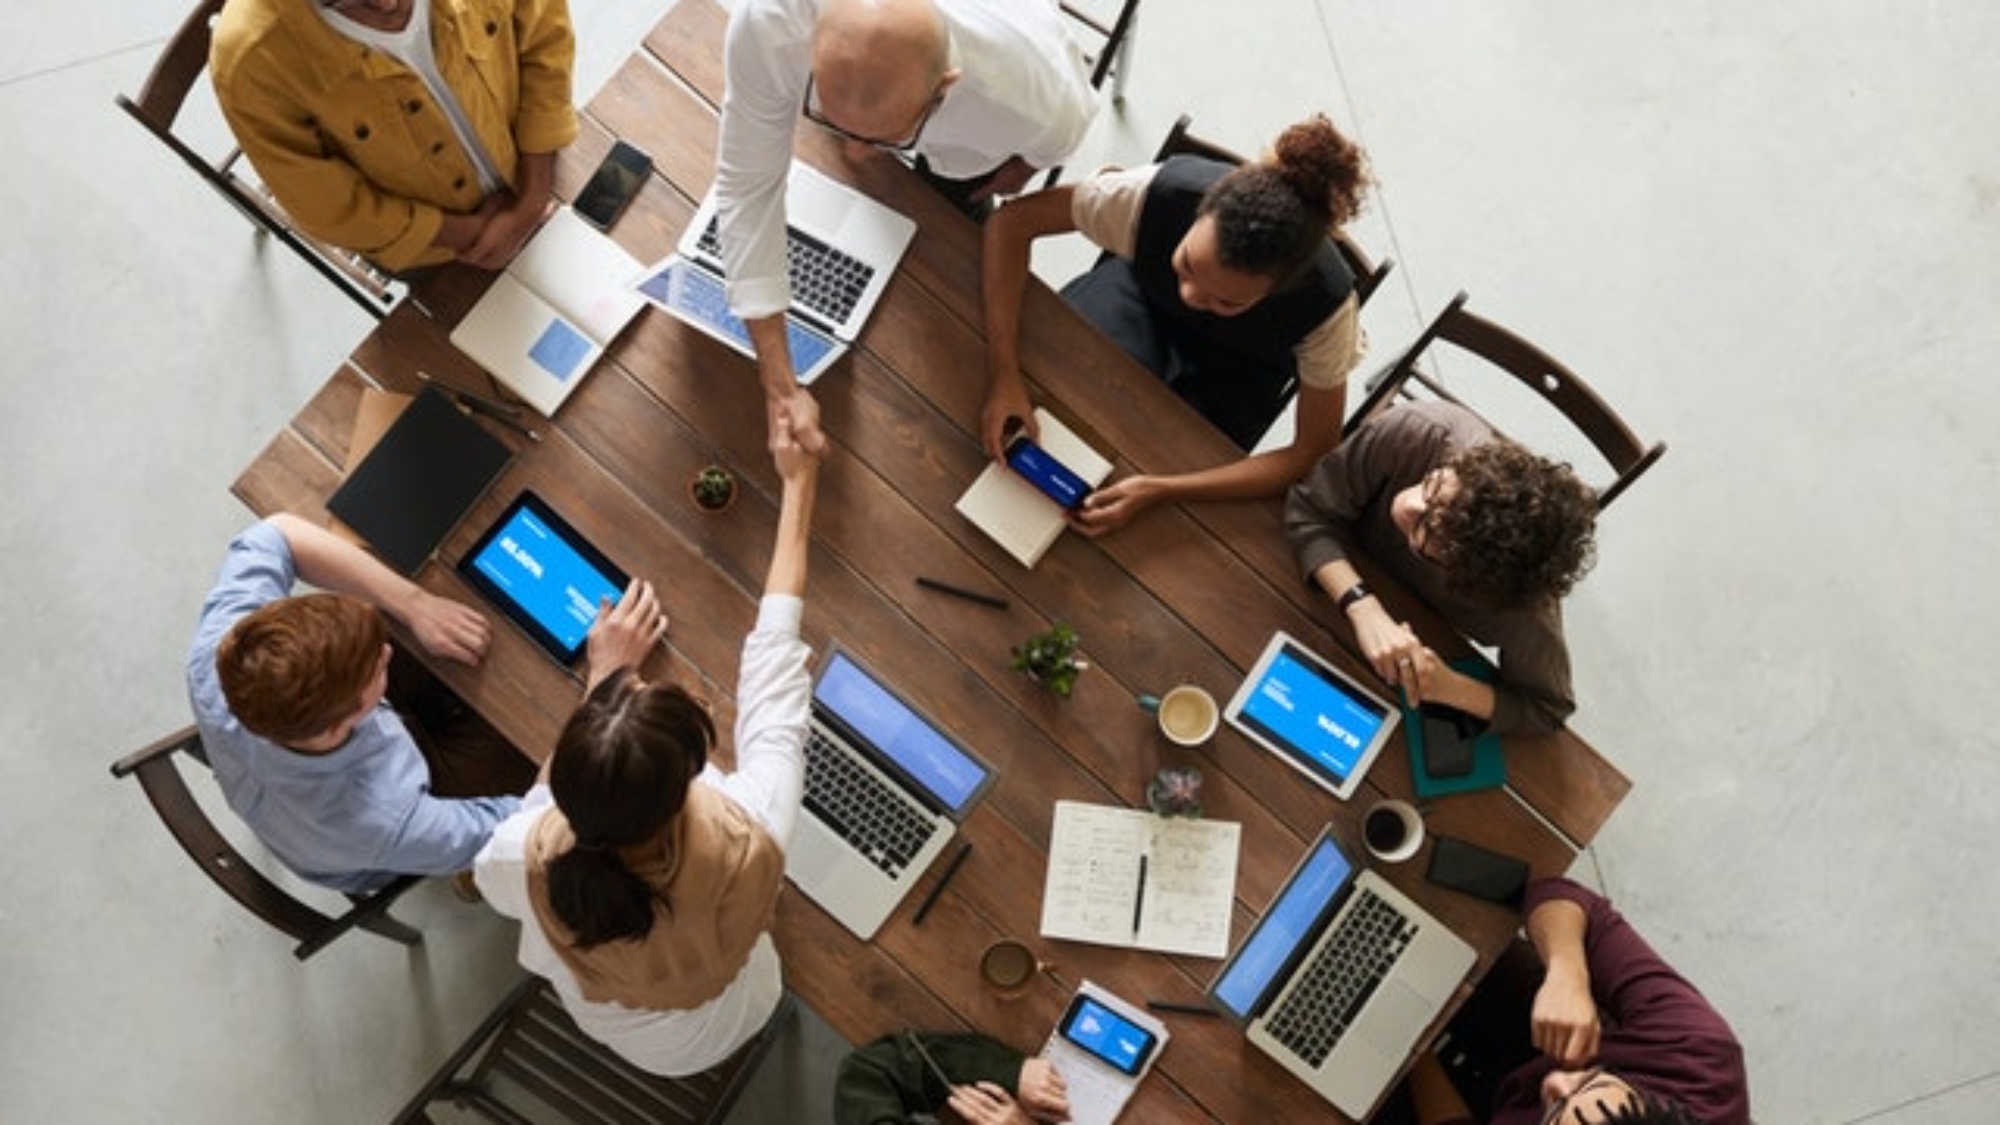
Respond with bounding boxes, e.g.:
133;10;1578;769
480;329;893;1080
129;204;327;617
389;976;795;1125
1345;290;1667;511
1039;0;1141;188
115;0;400;318
109;726;424;961
1152;113;1394;307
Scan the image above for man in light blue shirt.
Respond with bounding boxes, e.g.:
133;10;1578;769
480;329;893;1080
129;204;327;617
186;515;526;893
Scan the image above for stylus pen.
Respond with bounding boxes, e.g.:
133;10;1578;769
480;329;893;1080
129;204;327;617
910;841;972;926
1145;1000;1218;1017
915;576;1009;611
1131;854;1148;936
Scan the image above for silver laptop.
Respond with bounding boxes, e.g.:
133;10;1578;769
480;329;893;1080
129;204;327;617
787;646;996;940
1205;826;1475;1119
1224;631;1402;801
636;162;916;385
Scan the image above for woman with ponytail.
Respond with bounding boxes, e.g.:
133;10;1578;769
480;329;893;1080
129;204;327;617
475;413;824;1076
981;113;1373;534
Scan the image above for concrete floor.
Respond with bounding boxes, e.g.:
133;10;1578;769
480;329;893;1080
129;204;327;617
5;0;1997;1122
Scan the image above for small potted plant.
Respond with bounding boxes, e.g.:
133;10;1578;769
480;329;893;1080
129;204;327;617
1011;623;1087;697
688;464;737;514
1147;766;1205;818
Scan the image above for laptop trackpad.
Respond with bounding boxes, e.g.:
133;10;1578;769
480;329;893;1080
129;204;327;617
1363;981;1434;1053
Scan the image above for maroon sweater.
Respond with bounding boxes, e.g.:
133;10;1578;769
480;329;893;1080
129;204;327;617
1461;879;1751;1125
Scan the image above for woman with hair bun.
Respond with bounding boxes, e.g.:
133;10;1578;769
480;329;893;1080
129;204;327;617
475;415;824;1076
981;113;1374;534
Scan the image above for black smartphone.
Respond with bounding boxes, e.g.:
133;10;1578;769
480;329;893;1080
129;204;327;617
1425;835;1530;907
1415;702;1481;779
1003;431;1093;510
1056;992;1160;1077
574;141;652;231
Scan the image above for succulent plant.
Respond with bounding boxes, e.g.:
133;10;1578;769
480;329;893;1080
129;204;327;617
1011;623;1086;697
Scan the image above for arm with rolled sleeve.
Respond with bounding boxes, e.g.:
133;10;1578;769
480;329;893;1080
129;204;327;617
715;0;808;320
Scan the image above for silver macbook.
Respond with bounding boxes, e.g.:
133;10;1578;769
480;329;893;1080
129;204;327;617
787;646;996;940
636;162;916;385
1205;826;1475;1119
1224;630;1401;801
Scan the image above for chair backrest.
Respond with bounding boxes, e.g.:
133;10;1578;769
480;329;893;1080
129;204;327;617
390;976;795;1125
109;726;423;960
1151;113;1394;307
1345;291;1666;511
114;0;399;318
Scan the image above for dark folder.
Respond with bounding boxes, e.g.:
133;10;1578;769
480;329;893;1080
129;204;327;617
327;386;512;575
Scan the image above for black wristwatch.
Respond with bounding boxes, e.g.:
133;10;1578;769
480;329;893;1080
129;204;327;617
1335;581;1373;613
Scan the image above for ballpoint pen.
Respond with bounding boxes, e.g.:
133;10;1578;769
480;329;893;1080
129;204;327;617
915;575;1009;610
419;371;542;442
910;841;972;926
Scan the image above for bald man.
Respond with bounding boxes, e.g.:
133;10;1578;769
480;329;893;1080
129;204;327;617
715;0;1096;455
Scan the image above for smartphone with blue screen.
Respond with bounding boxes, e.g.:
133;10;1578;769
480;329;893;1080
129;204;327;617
1004;432;1093;509
1057;993;1160;1076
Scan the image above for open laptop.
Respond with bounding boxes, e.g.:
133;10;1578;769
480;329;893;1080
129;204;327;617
635;162;916;385
1224;630;1402;800
1206;826;1475;1119
787;646;996;940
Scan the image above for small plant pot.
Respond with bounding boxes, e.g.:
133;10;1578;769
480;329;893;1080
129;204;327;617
689;466;737;514
1011;623;1086;697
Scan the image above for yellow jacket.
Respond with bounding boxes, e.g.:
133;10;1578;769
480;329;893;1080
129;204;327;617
211;0;578;271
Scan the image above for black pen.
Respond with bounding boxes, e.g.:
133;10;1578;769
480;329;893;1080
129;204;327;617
1131;854;1148;936
915;575;1009;610
418;372;541;442
1146;1000;1218;1017
910;841;972;926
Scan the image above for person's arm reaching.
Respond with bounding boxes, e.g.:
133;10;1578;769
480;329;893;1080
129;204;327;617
266;513;488;665
1525;891;1601;1067
980;186;1081;457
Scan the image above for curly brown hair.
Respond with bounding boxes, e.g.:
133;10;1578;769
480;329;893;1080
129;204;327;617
1428;442;1598;606
1198;114;1373;286
216;593;386;744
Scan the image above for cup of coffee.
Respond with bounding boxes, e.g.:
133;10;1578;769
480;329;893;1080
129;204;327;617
1362;799;1424;864
978;938;1047;998
1138;685;1220;747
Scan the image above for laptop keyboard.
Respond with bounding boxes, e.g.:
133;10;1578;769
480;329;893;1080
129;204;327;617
802;726;939;876
697;219;875;327
1265;889;1419;1068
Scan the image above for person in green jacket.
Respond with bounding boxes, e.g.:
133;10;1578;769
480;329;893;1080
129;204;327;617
834;1030;1071;1124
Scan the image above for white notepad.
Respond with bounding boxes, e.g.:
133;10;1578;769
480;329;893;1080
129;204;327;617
1040;801;1240;959
449;208;646;417
955;408;1114;568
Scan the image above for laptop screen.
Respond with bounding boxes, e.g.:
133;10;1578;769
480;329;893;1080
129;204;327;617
1209;832;1353;1021
1232;639;1392;790
815;651;990;814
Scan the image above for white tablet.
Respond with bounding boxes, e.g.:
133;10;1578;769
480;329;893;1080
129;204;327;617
1224;631;1401;801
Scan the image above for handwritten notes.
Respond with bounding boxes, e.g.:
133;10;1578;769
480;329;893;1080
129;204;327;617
1040;801;1240;958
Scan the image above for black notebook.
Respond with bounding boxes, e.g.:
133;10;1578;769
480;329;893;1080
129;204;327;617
327;386;512;575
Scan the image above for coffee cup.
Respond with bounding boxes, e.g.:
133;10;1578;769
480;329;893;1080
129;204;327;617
978;938;1048;997
1138;684;1220;747
1362;799;1424;864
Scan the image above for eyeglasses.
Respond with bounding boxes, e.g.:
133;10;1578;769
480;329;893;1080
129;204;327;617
1408;469;1452;563
1540;1069;1644;1125
801;72;945;155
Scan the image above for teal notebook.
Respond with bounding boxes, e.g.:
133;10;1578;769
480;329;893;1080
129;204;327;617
1405;656;1505;797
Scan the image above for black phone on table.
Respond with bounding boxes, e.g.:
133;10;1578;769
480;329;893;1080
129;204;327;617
1424;835;1530;907
1003;430;1093;510
1416;702;1482;779
574;141;652;231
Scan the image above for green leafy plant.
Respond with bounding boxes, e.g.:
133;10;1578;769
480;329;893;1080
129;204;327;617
1011;623;1087;697
690;465;736;512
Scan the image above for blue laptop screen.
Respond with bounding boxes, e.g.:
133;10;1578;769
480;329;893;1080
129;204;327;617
814;651;989;814
1235;642;1390;787
636;259;839;382
1210;834;1352;1020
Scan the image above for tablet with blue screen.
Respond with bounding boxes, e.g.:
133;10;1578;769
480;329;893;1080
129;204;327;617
1224;631;1400;800
456;491;629;666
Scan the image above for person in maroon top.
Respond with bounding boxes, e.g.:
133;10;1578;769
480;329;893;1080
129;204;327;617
1405;878;1751;1125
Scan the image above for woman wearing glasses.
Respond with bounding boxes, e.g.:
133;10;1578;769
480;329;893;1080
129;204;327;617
1283;400;1598;736
1401;879;1749;1125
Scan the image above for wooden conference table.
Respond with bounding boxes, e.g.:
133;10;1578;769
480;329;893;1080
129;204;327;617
232;1;1630;1119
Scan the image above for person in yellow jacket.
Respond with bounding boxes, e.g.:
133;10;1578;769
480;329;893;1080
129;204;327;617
211;0;578;271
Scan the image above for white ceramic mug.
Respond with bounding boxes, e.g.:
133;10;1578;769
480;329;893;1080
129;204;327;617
1362;799;1424;864
1140;684;1220;747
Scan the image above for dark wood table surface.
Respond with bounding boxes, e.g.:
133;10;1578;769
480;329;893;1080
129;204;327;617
231;2;1629;1118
